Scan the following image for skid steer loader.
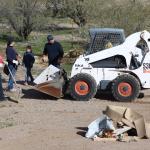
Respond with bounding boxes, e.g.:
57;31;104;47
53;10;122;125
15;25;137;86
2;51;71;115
34;28;150;102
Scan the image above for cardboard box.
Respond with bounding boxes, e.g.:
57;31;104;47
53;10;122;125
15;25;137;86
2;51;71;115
104;105;147;138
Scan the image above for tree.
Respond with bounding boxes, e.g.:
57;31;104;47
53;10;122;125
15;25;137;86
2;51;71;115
46;0;62;17
46;0;88;27
62;0;87;27
1;0;46;40
84;0;150;35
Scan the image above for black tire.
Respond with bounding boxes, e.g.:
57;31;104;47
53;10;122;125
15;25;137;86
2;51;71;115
69;73;97;101
112;74;140;102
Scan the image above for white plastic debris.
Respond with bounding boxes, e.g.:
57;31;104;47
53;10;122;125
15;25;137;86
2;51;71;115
85;115;115;138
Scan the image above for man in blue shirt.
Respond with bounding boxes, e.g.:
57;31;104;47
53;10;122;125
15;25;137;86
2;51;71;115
6;41;18;92
43;35;64;67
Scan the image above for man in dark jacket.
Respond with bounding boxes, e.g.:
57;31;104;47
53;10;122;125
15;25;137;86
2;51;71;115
43;35;64;67
6;41;18;92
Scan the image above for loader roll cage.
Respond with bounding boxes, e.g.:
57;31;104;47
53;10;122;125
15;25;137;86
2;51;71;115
86;28;126;55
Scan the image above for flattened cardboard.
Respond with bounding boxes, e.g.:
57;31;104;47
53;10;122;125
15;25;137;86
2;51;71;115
124;108;143;122
103;105;147;138
103;105;126;122
134;118;146;138
121;118;135;129
124;108;146;138
145;123;150;138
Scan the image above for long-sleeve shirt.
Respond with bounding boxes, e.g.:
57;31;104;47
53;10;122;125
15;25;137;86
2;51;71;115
43;41;64;66
23;51;35;68
6;46;18;65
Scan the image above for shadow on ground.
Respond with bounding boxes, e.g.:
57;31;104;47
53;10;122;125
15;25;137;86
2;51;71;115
21;88;145;102
76;127;88;137
95;91;115;101
21;89;115;102
17;81;35;86
16;81;25;86
21;89;57;101
63;90;115;101
96;91;144;102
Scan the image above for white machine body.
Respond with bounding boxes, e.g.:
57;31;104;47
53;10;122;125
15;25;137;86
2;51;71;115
71;30;150;89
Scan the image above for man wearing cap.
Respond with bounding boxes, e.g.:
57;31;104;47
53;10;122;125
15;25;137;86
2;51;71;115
43;35;64;67
6;41;18;92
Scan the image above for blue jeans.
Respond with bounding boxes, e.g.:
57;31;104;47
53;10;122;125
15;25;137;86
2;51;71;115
8;64;16;90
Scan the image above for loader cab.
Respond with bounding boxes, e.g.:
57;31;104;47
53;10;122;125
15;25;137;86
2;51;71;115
130;37;149;70
86;28;126;55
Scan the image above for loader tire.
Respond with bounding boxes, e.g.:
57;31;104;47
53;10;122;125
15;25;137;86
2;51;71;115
69;73;97;101
112;74;140;102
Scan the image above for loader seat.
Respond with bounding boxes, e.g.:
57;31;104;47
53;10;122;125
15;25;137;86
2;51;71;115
130;55;141;70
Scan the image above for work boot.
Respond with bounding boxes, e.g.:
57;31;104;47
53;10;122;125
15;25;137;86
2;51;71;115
24;82;28;86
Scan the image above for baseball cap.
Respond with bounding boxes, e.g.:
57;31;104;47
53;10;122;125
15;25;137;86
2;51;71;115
47;35;54;41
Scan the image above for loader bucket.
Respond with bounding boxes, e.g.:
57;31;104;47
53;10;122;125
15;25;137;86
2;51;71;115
34;65;64;98
34;79;64;98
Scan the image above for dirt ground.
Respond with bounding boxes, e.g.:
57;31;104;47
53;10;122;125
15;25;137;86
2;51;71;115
0;66;150;150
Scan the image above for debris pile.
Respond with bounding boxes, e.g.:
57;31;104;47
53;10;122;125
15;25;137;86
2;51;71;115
86;105;150;142
64;49;83;58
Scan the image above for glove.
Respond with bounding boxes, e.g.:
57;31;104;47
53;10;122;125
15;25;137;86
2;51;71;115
42;56;48;63
3;61;8;65
13;60;19;65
